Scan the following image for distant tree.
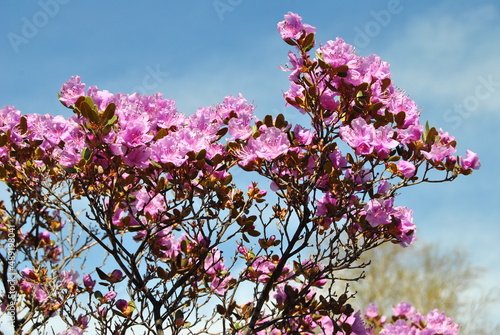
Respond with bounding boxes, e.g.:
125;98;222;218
334;242;500;334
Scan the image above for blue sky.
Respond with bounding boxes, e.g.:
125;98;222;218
2;0;499;328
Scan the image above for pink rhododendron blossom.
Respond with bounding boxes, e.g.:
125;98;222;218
21;267;37;280
277;12;316;41
103;291;117;303
317;316;334;334
45;245;62;263
0;106;22;132
293;124;314;145
117;119;154;148
397;124;423;144
59;75;86;106
328;149;348;170
210;275;234;296
341;118;398;159
363;198;394;227
247;256;292;284
122;146;152;169
83;274;96;290
239;125;289;164
461;150;481;170
87;85;115;111
115;299;128;311
364;302;379;319
392;206;416;246
60;270;79;290
337;310;369;335
396;160;416;178
219;94;255;140
284;82;306;112
34;285;48;302
340;117;376;155
59;326;84;335
392;301;416;318
154;230;180;258
319;88;341;112
316;192;337;217
19;279;34;294
98;306;107;317
151;135;188;166
204;249;226;276
373;125;398;159
379;319;417;335
110;269;124;282
377;180;391;195
228;111;254;140
419;309;460;335
422;130;456;162
38;230;51;244
317;37;359;70
422;143;455;162
374;302;459;335
76;314;89;328
255;126;290;161
272;284;287;308
281;50;305;81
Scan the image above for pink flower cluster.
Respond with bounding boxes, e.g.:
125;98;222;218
278;12;479;174
364;302;460;335
1;76;284;175
340;117;398;159
276;12;480;248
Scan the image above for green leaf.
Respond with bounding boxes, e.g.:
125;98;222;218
82;147;92;161
155;128;168;140
381;78;392;92
216;304;226;315
102;102;116;123
80;99;99;124
106;114;118;127
302;32;315;51
425;127;438;145
263;114;273;127
275;113;287;129
196;149;207;160
216;127;228;138
157;267;171;280
0;134;7;147
18;116;28;135
395;112;406;128
248;229;261;237
96;267;110;282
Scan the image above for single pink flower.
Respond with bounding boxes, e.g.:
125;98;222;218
364;198;394;227
83;274;96;291
277;12;316;41
396;160;416;178
59;76;86;107
461;150;480;170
